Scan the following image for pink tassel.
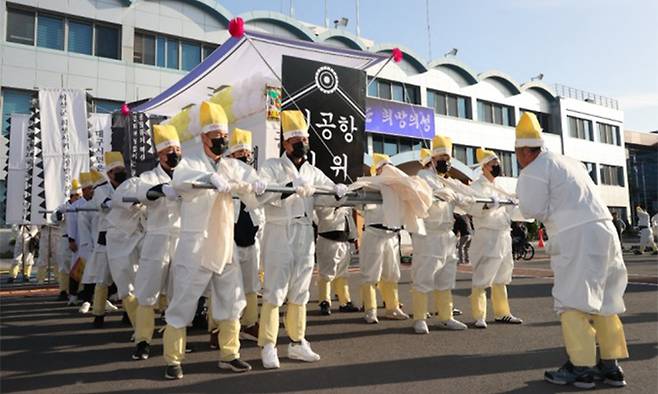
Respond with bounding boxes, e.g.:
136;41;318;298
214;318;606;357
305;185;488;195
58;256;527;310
229;17;245;38
120;103;130;116
391;47;403;63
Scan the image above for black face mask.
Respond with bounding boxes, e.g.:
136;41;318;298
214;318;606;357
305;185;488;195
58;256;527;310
490;164;502;178
291;141;309;159
236;155;253;165
210;137;228;156
114;170;128;184
435;160;451;174
165;152;181;168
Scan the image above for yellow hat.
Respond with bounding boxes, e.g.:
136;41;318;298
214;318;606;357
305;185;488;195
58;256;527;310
104;151;124;172
70;179;82;195
229;128;252;154
199;101;228;134
370;153;391;176
153;124;180;152
476;147;498;166
79;172;93;189
281;110;309;140
90;169;105;185
431;135;452;158
515;112;544;148
419;148;432;166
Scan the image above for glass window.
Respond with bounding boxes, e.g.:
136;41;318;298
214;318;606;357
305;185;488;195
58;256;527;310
37;14;64;50
466;147;475;165
94;99;122;114
134;32;156;65
372;135;383;154
399;138;413;152
156;36;166;67
68;20;93;55
426;91;435;111
1;89;33;132
453;145;466;163
95;24;120;59
392;83;404;102
181;41;201;71
166;38;179;69
457;97;467;118
367;78;378;97
447;95;458;117
436;92;447;115
383;137;397;156
405;85;419;104
377;80;391;100
6;8;35;45
493;105;503;125
203;45;217;60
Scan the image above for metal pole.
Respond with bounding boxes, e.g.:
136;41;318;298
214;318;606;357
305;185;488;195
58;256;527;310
426;0;432;60
356;0;361;36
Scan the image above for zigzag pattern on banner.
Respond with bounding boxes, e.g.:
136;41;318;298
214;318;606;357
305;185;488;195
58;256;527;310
1;117;10;223
22;96;39;223
32;95;46;221
128;112;154;176
59;92;73;199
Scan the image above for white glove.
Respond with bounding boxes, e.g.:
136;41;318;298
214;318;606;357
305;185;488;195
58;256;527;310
209;173;231;193
296;184;316;198
435;188;457;203
457;195;476;206
162;184;178;201
292;176;309;189
252;180;267;196
334;183;348;199
489;195;500;210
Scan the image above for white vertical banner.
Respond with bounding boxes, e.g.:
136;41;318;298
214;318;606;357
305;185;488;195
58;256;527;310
6;114;31;224
35;89;90;223
88;112;113;169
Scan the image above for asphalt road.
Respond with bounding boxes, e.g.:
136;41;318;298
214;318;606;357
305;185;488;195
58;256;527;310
1;256;657;393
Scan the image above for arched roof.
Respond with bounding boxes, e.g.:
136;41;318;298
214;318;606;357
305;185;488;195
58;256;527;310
428;58;479;86
370;44;428;73
520;81;556;100
121;0;233;24
316;30;367;51
478;70;522;95
239;11;317;42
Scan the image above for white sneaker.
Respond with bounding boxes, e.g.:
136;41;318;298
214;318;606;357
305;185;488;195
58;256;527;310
261;343;280;369
384;308;410;320
78;301;91;314
474;319;488;329
105;300;119;312
495;315;523;324
414;320;429;334
67;295;80;306
364;309;379;324
287;339;320;362
438;318;468;330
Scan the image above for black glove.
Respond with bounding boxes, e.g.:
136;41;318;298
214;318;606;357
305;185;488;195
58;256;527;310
55;211;63;221
147;184;165;201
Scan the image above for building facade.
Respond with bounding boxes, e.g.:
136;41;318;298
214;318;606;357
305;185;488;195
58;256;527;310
624;130;658;223
1;0;630;218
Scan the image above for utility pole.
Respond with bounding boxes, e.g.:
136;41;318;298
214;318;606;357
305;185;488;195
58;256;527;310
355;0;361;36
426;0;432;60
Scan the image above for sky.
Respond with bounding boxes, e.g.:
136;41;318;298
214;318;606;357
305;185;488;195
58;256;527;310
217;0;658;131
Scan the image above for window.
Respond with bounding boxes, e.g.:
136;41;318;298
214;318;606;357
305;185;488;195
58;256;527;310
37;13;64;50
598;122;620;146
166;38;179;69
134;31;156;65
600;164;624;186
1;89;33;133
369;133;428;156
6;7;35;45
95;24;120;59
494;150;519;178
520;109;553;134
427;89;472;119
68;20;93;55
156;36;166;67
367;78;420;104
93;99;122;114
452;144;478;166
477;100;514;126
568;116;594;141
181;41;201;71
202;44;217;60
582;162;597;183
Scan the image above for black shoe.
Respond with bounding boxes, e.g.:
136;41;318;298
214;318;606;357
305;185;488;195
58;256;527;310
452;308;463;316
121;311;130;325
209;330;219;349
319;301;331;316
339;301;360;313
22;276;31;283
633;250;642;255
593;361;626;387
57;291;68;301
132;341;150;360
219;358;252;373
164;364;183;380
544;361;595;389
7;277;15;284
93;315;104;328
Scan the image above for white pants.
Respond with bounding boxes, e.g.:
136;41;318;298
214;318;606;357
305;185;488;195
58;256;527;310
237;242;260;295
81;248;112;285
359;227;401;284
36;228;58;269
135;233;178;306
107;231;142;299
639;227;657;251
470;228;514;288
12;235;34;269
57;236;72;273
261;222;315;306
316;236;351;281
411;230;459;293
550;220;627;315
165;260;246;329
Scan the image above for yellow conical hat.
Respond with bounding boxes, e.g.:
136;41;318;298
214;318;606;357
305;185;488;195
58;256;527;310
281;110;309;140
229;128;252;154
431;135;452;157
153;124;180;152
199;101;228;134
419;148;432;166
79;172;93;189
476;147;498;166
104;151;124;171
515;112;544;148
370;153;391;176
70;179;82;195
90;168;105;185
